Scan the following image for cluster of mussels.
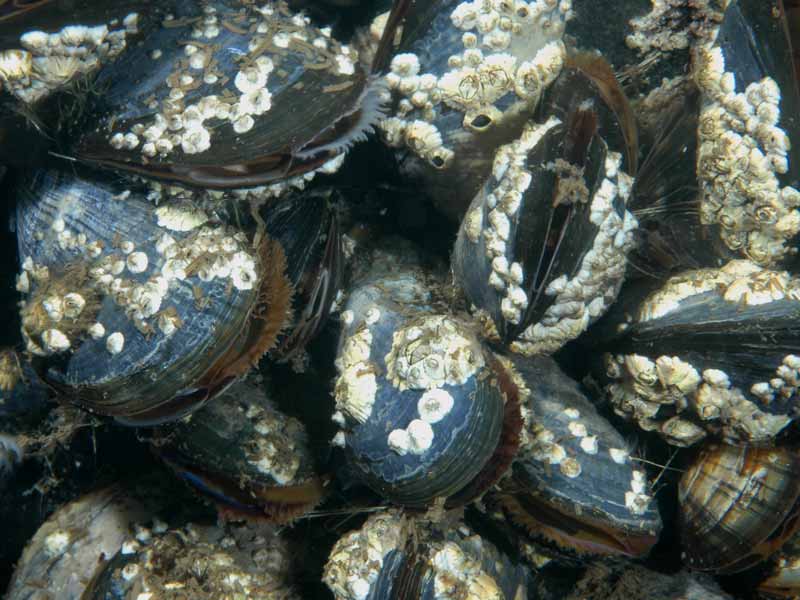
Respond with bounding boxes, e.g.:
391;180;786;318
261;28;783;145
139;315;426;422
1;0;800;598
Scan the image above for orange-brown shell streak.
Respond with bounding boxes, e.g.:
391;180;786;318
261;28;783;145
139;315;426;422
679;444;800;574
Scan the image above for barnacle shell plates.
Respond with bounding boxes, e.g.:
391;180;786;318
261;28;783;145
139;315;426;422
83;520;298;600
16;169;292;425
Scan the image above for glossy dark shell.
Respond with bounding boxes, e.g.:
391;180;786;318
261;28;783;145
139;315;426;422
333;243;521;508
758;528;800;598
452;72;637;355
16;169;293;425
71;0;386;188
324;509;529;600
595;260;800;446
679;444;800;574
151;378;324;522
494;354;662;558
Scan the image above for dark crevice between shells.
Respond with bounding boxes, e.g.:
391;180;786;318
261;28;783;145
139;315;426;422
160;453;326;524
494;486;658;559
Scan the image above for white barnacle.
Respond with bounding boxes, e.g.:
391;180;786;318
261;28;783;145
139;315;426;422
406;419;434;454
559;457;582;478
579;435;598;454
42;329;70;353
106;332;124;355
387;428;411;455
417;388;455;424
126;251;149;274
88;322;105;339
180;124;211;154
155;205;208;231
43;530;71;557
233;114;255;134
609;447;628;464
62;293;86;318
234;65;268;93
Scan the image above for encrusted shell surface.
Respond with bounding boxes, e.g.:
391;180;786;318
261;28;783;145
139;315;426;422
16;169;293;425
599;259;800;447
5;485;153;600
679;443;800;574
72;0;387;188
0;1;157;105
333;242;521;507
378;0;572;220
452;72;638;355
692;0;800;267
323;509;529;600
494;354;662;558
83;520;298;599
151;378;324;522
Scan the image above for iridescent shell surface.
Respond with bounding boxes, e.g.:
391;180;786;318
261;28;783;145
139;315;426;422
679;443;800;574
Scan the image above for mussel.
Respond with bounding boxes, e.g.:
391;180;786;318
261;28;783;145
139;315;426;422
377;0;573;220
332;241;522;508
596;259;800;446
69;0;400;188
452;60;638;355
493;354;662;558
679;443;800;574
323;509;530;600
149;378;325;522
15;169;336;425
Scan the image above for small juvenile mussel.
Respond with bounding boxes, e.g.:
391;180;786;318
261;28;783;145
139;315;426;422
323;509;529;600
149;378;325;522
331;242;522;508
492;354;662;559
598;259;800;447
84;520;298;600
377;0;573;219
71;0;393;188
14;169;309;425
678;443;800;575
451;63;638;355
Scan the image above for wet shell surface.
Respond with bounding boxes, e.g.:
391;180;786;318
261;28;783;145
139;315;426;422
15;169;293;425
72;0;387;188
452;74;638;355
599;259;800;447
5;485;154;600
83;520;298;599
332;242;521;508
679;443;800;574
377;0;572;220
151;378;324;522
323;509;529;600
494;354;661;558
